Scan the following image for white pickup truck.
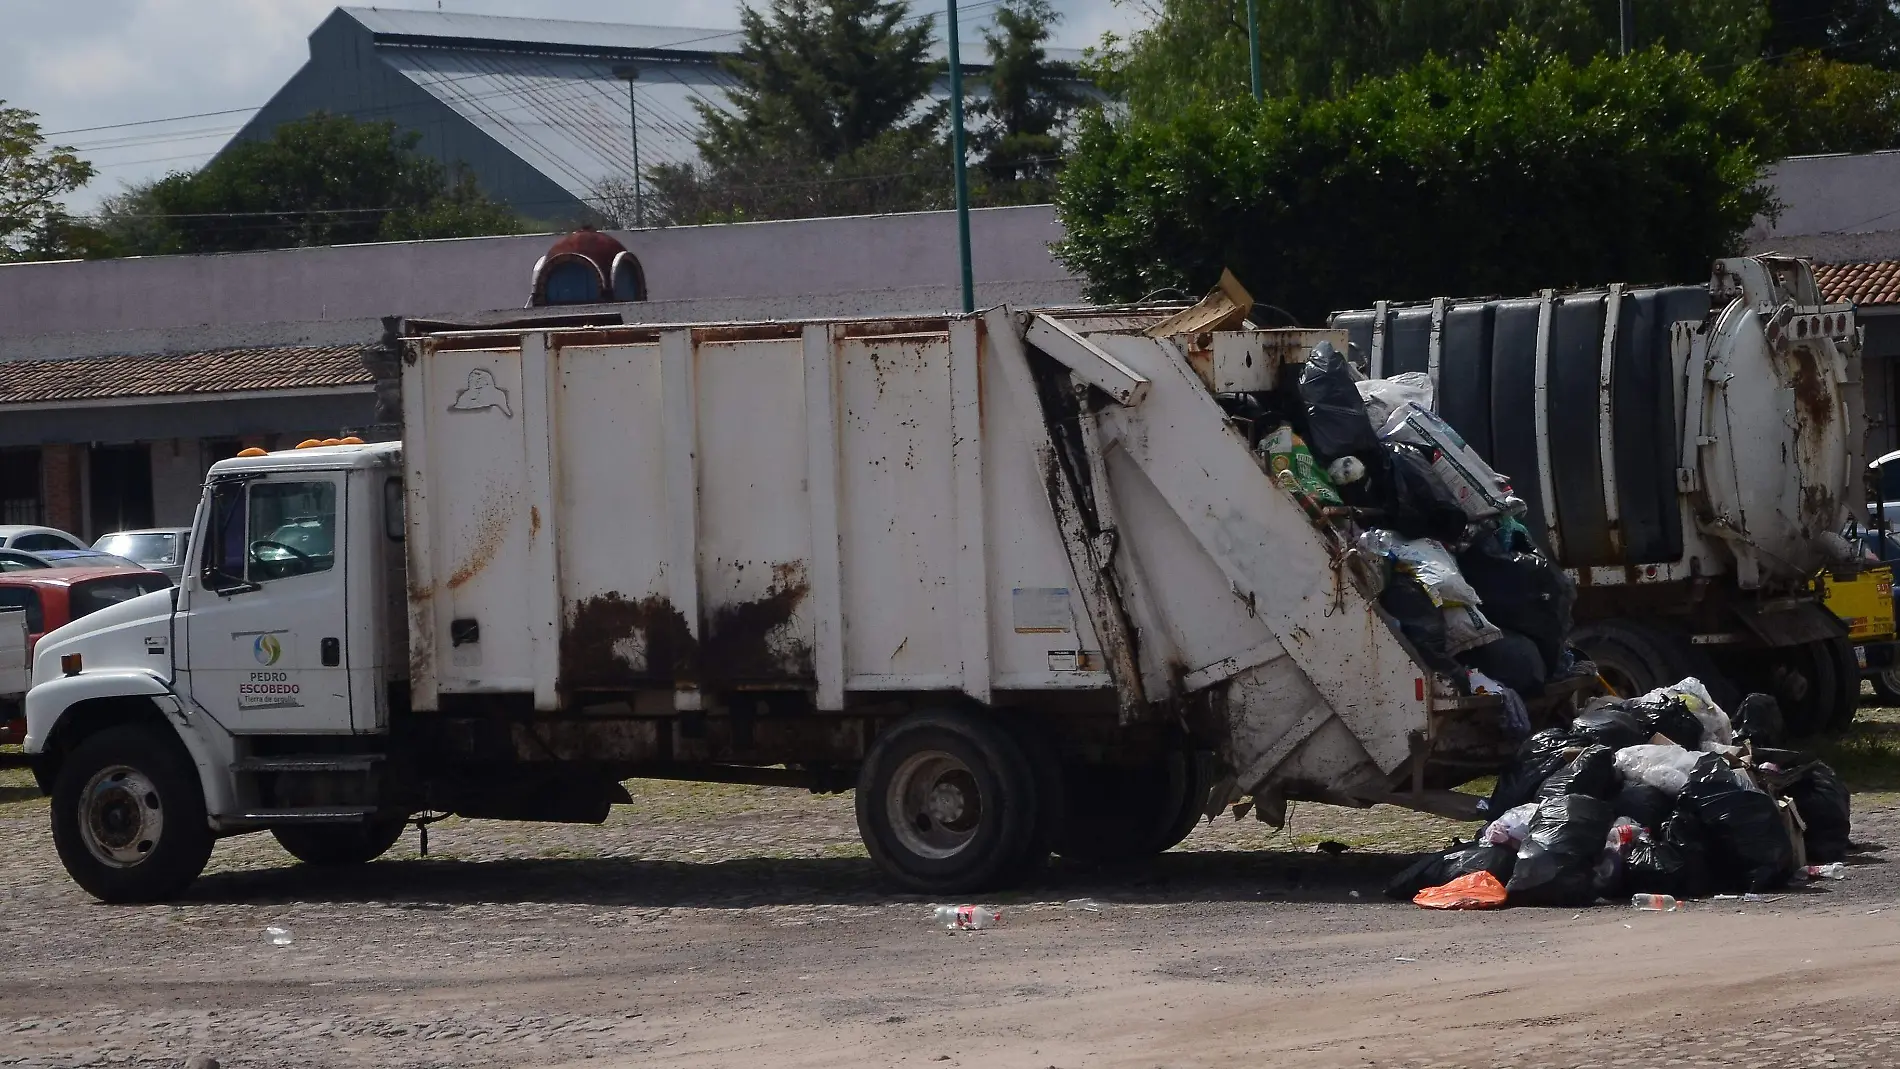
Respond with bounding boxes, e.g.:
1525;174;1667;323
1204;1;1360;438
19;304;1545;902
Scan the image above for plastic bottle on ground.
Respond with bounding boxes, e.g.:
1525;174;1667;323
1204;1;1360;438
935;905;1002;930
1631;894;1679;912
1805;863;1847;881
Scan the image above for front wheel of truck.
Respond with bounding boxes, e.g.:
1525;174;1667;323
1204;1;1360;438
51;724;213;904
273;819;408;867
856;710;1041;894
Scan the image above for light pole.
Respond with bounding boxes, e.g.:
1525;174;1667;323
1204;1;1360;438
612;64;644;227
1619;0;1633;56
1245;0;1262;101
946;0;975;313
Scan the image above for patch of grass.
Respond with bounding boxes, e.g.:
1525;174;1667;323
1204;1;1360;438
1815;705;1900;793
0;752;43;810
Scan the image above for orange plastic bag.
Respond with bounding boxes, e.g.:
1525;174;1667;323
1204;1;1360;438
1412;871;1508;910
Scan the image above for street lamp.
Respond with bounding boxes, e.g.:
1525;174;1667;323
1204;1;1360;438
945;0;974;313
612;64;644;228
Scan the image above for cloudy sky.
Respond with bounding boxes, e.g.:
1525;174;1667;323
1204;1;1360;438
1;0;1145;214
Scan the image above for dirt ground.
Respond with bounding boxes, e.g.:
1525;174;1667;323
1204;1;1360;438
3;712;1898;1069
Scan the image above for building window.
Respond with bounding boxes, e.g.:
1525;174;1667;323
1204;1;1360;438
0;448;43;525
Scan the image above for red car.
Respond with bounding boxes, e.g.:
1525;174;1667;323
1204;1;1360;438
0;567;173;746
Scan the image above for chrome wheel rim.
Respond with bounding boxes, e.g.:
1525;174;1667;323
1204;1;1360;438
79;764;164;868
1882;667;1900;696
886;751;982;860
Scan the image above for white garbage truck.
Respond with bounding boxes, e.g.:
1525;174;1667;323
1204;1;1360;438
22;302;1573;902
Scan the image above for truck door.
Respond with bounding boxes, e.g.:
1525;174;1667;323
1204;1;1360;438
179;473;355;733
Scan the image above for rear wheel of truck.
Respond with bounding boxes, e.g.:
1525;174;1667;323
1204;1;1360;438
1872;665;1900;706
856;710;1042;894
1570;619;1737;708
1054;750;1214;863
50;724;213;904
272;819;407;867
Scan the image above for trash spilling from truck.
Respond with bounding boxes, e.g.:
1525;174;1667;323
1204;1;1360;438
1384;676;1854;909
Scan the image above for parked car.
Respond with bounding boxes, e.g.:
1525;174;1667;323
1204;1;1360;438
93;527;193;583
0;566;173;746
0;548;142;572
0;525;87;553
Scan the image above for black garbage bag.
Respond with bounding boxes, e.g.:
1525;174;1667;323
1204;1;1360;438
1506;794;1616;906
1380;574;1459;673
1785;762;1852;864
1732;693;1785;748
1656;806;1716;899
1384;841;1518;901
1383;443;1470;543
1486;728;1587;814
1637;697;1706;750
1535;744;1618;802
1571;703;1656;750
1677;755;1796;892
1455;547;1575;673
1612;782;1674;831
1297;341;1382;466
1458;630;1546;695
1625;837;1699;898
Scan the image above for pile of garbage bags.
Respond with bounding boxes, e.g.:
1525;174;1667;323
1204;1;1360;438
1385;679;1854;908
1254;343;1579;719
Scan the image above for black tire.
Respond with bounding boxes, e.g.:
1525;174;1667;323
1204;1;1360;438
272;819;407;867
1825;637;1860;733
1570;619;1739;708
50;724;213;904
1871;664;1900;706
855;710;1042;894
1054;750;1215;863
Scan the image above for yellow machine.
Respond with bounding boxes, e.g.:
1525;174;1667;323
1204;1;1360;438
1823;565;1895;644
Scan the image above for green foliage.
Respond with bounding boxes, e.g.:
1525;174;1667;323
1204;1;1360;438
1754;51;1900;154
1055;37;1773;323
1;101;95;260
970;0;1083;205
1765;0;1900;69
1093;0;1767;120
93;113;519;255
650;0;948;224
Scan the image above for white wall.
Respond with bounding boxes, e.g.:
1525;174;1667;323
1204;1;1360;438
147;438;205;528
1745;151;1900;263
0;205;1081;362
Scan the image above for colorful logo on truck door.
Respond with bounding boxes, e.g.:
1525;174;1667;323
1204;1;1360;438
252;634;283;666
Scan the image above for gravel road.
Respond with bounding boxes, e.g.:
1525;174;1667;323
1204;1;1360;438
2;766;1896;1069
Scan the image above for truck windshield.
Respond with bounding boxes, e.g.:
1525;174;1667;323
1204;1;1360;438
68;574;172;619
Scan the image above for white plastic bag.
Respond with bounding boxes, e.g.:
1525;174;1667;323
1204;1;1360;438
1443;604;1502;655
1613;743;1702;796
1356;373;1434;431
1635;677;1734;747
1358;530;1482;606
1481;802;1540;847
1379;402;1515;519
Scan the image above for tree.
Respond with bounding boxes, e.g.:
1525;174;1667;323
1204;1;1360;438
970;0;1083;205
1764;0;1900;68
95;112;519;256
1055;36;1773;323
645;0;948;223
1753;51;1900;154
1;102;95;260
1093;0;1767;120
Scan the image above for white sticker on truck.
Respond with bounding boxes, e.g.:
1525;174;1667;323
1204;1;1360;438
1012;587;1074;634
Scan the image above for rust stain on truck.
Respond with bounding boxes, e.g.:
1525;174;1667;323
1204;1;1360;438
446;486;514;590
560;562;814;689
